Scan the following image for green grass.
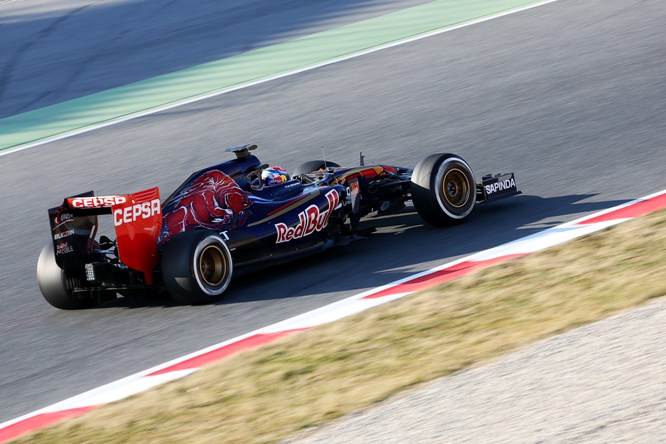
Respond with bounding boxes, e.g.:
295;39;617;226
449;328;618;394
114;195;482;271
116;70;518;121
17;209;666;444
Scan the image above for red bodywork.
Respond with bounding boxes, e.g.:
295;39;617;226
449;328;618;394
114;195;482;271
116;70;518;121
111;187;162;285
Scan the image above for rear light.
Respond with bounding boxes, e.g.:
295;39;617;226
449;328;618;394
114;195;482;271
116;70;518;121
85;263;96;282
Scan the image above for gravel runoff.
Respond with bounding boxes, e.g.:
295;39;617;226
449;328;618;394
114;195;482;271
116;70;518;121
287;298;666;443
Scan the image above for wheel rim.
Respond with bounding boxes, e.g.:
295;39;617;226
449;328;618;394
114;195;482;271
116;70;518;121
199;245;227;287
441;168;471;208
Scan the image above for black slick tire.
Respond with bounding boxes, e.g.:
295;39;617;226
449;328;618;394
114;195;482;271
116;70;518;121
411;153;476;226
37;243;90;309
161;231;233;305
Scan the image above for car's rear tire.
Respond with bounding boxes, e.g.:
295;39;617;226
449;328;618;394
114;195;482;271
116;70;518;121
37;243;92;309
292;160;340;176
411;153;476;226
161;231;233;305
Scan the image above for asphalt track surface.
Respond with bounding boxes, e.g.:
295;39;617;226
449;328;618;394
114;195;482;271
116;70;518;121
0;0;664;427
0;0;428;119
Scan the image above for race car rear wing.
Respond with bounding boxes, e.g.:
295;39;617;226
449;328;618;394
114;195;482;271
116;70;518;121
47;187;162;284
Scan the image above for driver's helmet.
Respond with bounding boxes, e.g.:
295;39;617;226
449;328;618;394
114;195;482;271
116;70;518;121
261;166;290;186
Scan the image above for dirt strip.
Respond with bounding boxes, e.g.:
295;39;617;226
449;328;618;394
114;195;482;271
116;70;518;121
289;298;666;443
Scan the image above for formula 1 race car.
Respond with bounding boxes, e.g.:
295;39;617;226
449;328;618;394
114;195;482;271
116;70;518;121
38;144;520;309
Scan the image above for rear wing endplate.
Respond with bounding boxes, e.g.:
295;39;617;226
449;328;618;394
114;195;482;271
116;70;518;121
111;187;162;284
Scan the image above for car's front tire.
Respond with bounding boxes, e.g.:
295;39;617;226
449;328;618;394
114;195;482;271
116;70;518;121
411;153;476;226
161;231;233;305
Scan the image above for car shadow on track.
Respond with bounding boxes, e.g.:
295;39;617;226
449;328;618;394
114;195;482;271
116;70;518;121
102;193;627;310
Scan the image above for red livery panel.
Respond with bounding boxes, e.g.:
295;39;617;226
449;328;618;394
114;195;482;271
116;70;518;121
112;187;162;285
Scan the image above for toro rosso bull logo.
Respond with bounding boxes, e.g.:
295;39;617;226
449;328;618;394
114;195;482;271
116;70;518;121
160;170;252;242
275;190;339;243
